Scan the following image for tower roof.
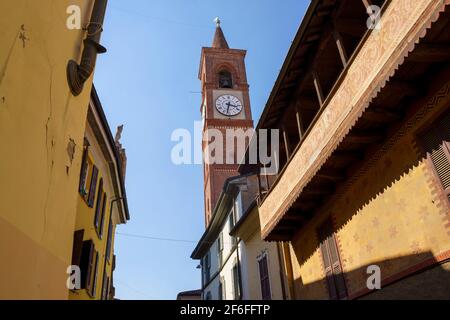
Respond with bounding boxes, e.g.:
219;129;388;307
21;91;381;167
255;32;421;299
212;17;229;49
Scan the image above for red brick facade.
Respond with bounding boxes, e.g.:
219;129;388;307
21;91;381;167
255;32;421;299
199;28;254;227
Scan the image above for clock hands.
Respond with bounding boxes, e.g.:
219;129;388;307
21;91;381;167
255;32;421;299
226;102;241;115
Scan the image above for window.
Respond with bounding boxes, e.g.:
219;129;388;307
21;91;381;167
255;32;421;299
218;277;226;300
204;252;211;283
258;253;272;300
71;230;85;269
218;280;223;300
205;291;212;300
87;165;99;207
98;192;107;237
91;251;99;298
232;263;241;300
80;240;99;297
318;218;347;300
234;191;243;219
79;143;90;195
229;210;237;246
218;70;233;88
420;111;450;203
106;219;113;262
94;179;104;232
102;273;110;300
218;233;224;267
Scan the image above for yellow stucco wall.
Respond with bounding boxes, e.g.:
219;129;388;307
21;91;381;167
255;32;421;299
239;206;284;300
69;122;118;300
243;207;285;300
0;0;95;299
289;80;450;299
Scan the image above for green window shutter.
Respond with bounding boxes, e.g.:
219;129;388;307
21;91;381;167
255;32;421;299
106;219;113;262
91;250;99;298
94;179;103;230
79;146;89;195
87;166;99;207
99;193;107;237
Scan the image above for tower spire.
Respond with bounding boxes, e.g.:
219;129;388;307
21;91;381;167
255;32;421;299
212;17;229;49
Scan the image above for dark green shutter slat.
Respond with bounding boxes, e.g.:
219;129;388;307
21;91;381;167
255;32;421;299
79;147;89;194
88;166;99;207
94;179;103;229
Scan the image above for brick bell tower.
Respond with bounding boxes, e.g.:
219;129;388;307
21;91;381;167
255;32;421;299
199;18;254;227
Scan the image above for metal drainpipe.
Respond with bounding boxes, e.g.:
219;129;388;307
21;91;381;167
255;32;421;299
67;0;108;96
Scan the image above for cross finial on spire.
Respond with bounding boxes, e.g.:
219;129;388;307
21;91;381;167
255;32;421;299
214;17;221;27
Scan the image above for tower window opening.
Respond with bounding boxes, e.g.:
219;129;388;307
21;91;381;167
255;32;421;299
219;70;233;88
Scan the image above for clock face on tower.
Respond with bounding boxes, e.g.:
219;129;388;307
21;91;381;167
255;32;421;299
215;95;243;117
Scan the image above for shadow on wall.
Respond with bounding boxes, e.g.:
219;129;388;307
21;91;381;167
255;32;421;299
293;251;450;300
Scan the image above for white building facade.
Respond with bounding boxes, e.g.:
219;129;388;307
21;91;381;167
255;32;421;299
193;175;288;300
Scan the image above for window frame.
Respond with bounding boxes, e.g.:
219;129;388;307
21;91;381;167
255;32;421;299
257;251;272;300
232;262;241;300
218;70;233;89
317;218;347;300
106;218;114;263
217;233;224;268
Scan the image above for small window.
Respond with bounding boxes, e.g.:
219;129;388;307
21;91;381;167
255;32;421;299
218;280;223;300
218;233;224;267
218;277;226;300
90;251;99;298
234;191;243;219
229;210;237;246
318;218;347;300
232;263;241;300
94;179;104;231
102;273;110;300
219;70;233;88
87;165;99;207
204;252;211;283
79;240;98;297
79;145;90;195
205;291;212;300
257;253;272;300
106;219;114;262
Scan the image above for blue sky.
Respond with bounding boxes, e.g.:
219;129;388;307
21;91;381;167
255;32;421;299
93;0;309;300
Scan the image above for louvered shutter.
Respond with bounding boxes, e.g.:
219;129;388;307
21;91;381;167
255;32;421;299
421;112;450;202
328;234;347;299
94;179;103;230
79;146;89;194
87;166;99;207
106;219;113;262
91;251;99;297
320;238;338;300
71;230;85;268
318;218;347;299
218;281;223;300
99;192;107;237
258;255;271;300
80;240;94;290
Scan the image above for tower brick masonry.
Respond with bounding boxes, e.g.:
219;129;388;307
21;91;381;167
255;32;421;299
199;20;254;227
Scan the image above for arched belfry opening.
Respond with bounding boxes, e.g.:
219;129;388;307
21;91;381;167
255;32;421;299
218;70;233;89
